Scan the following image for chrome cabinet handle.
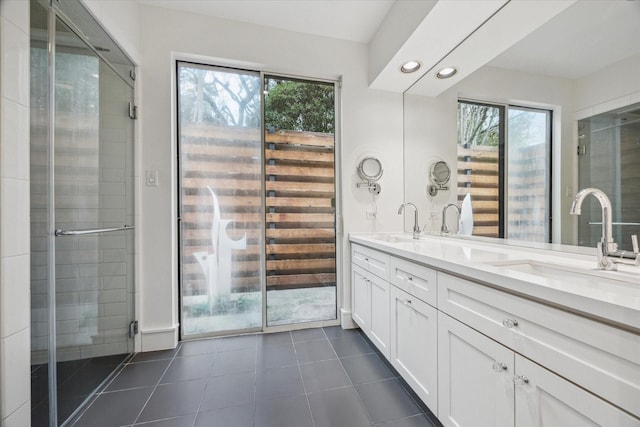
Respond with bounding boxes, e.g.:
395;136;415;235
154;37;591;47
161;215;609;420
514;375;529;385
502;318;519;329
492;361;508;372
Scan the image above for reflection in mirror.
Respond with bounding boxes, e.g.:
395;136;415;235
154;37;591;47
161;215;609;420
430;161;450;186
403;0;640;251
577;102;640;252
427;160;450;197
456;100;552;241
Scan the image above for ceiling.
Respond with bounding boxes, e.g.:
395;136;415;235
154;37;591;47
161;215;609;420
489;0;640;79
137;0;395;43
134;0;640;93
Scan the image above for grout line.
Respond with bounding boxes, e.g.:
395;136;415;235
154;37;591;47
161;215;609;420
296;341;316;427
252;333;262;426
130;342;183;425
189;336;226;427
66;354;133;426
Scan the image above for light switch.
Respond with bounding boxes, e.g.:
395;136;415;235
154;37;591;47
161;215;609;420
146;170;159;187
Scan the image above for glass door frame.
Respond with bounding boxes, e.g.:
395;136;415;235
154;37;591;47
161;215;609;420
260;70;343;334
176;61;265;340
261;73;340;331
175;59;342;339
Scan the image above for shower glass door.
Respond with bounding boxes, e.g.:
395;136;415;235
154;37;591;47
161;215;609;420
577;102;640;251
30;2;136;425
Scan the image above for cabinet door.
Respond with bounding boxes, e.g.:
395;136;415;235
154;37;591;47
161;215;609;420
438;312;514;427
369;273;390;358
352;264;370;330
390;285;438;412
515;355;640;427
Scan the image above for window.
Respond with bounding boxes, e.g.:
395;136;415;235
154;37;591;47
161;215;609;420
457;100;552;242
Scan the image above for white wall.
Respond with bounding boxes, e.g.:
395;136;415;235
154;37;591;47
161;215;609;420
404;65;576;243
0;0;31;425
136;5;404;349
574;52;640;119
403;90;459;234
81;0;141;64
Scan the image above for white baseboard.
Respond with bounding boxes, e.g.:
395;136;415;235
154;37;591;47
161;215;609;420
139;324;179;352
340;308;357;329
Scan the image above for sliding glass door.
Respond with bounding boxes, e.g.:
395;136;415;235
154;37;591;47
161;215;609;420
263;76;337;326
177;63;263;337
457;100;552;242
178;64;337;337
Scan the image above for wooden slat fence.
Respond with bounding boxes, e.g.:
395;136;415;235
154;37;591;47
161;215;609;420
457;145;500;237
457;143;548;239
265;129;336;290
180;124;335;297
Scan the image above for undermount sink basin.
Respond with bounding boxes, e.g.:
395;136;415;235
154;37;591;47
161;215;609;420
369;234;417;243
488;259;639;285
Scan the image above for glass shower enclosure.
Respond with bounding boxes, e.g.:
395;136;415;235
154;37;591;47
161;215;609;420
30;1;136;425
577;102;640;252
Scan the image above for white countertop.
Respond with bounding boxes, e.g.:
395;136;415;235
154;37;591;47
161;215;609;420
349;232;640;332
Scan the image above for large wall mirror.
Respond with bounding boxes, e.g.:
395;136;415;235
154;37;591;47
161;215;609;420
403;0;640;252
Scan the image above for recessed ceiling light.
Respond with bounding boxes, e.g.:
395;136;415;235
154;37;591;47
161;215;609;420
400;60;422;73
436;67;457;79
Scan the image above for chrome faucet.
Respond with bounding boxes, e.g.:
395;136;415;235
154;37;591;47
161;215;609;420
441;203;461;235
398;203;421;239
570;188;640;270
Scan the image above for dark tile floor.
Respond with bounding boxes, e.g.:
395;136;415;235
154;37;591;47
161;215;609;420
69;327;441;427
32;354;129;426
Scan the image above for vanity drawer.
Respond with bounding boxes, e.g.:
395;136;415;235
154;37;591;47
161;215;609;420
389;256;437;307
438;272;640;419
351;244;389;280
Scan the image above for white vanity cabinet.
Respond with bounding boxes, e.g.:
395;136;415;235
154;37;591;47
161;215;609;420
389;285;438;411
438;312;514;427
438;272;640;420
352;264;372;332
438;311;640;427
351;245;390;358
389;256;437;306
515;355;640;427
349;236;640;427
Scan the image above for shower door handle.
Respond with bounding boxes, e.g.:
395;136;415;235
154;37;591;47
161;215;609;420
588;222;640;226
55;225;135;236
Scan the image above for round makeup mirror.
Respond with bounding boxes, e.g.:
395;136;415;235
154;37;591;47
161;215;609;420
427;160;451;197
357;156;384;183
356;156;383;194
431;161;450;185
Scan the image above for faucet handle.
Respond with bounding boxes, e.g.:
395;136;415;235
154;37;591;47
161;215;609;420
632;235;639;253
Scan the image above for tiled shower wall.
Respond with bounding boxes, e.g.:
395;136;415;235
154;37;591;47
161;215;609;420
31;58;134;365
0;0;32;425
